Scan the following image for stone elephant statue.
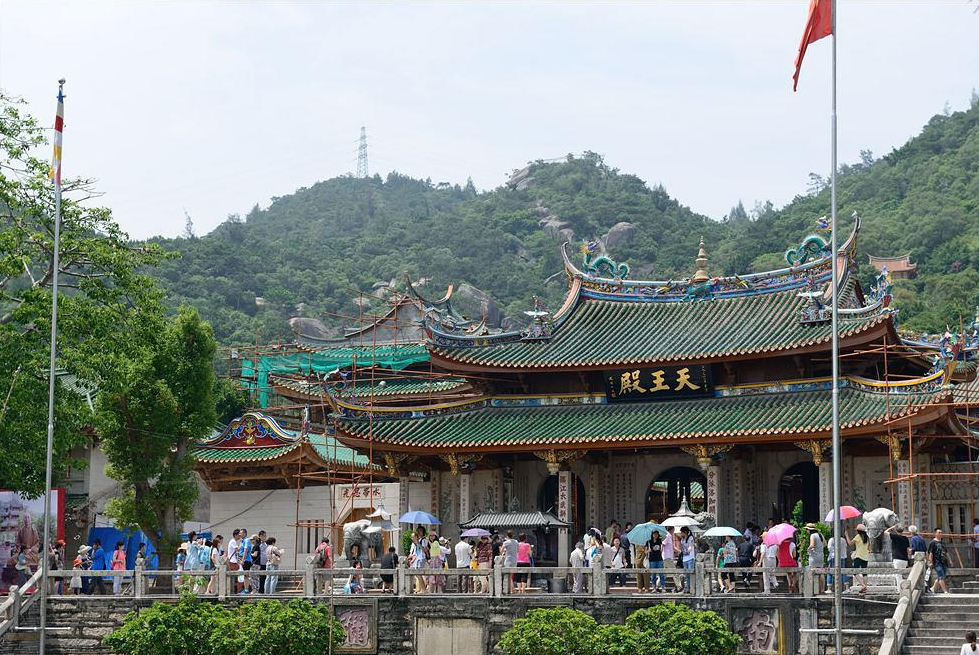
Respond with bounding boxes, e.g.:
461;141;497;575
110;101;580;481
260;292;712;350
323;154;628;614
862;507;900;554
342;519;372;563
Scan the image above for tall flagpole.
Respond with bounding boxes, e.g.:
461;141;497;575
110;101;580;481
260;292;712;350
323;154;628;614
40;78;66;655
829;2;843;654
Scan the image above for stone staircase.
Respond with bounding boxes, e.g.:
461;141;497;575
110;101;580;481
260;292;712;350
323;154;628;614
902;593;979;655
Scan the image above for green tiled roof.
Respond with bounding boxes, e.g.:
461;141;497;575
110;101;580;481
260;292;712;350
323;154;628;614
272;374;468;398
335;384;941;451
432;292;889;370
193;435;373;469
309;433;374;469
193;444;298;463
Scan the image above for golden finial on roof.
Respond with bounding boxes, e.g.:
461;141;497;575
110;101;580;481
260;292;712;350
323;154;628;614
691;236;709;284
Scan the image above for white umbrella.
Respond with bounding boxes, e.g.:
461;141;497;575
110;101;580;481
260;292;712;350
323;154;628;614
703;526;743;538
662;516;700;528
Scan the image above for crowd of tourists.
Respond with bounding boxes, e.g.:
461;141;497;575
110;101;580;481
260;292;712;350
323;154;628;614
49;528;286;596
559;517;978;596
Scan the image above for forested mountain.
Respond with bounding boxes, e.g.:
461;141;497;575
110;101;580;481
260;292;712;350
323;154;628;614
151;100;979;345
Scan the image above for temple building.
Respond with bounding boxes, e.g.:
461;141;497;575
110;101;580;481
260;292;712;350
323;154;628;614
201;216;978;565
868;253;917;280
320;216;978;564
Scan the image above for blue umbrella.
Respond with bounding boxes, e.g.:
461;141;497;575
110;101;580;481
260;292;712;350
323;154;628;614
626;522;668;544
702;526;743;538
398;510;441;525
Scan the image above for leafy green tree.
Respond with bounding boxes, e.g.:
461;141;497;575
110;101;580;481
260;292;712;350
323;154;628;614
625;603;740;655
96;306;217;563
496;607;599;655
213;376;248;424
0;92;165;496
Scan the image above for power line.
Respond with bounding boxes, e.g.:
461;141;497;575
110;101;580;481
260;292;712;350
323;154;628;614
356;126;368;178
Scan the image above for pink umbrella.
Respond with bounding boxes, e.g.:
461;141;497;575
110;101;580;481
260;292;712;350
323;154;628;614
762;523;797;546
824;506;862;523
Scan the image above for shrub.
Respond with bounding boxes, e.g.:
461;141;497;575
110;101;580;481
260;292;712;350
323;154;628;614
496;606;599;655
210;599;345;655
625;603;740;655
104;595;345;655
104;594;228;655
595;624;646;655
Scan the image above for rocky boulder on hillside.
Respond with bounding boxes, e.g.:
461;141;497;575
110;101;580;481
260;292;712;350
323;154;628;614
605;221;636;248
455;284;503;328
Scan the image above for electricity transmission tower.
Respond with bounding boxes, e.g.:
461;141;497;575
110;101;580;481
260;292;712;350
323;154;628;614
357;126;368;177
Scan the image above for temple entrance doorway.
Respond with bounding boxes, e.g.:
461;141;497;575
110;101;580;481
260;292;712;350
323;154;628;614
778;462;819;523
645;466;706;522
538;474;586;558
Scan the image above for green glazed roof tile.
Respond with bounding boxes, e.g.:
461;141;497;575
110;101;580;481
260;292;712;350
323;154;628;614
335;385;940;451
432;292;888;369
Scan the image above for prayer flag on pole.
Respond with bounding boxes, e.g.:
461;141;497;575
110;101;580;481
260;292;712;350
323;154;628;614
792;0;833;91
50;85;65;186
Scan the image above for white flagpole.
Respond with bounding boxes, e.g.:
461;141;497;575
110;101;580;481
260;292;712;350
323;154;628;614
40;78;65;655
829;2;843;654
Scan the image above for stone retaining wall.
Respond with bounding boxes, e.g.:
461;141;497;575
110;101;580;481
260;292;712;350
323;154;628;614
3;594;893;655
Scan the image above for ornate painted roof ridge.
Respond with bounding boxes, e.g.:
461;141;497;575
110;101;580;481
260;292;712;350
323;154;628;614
200;411;299;446
559;213;860;303
272;373;470;399
332;383;949;453
193;411;375;469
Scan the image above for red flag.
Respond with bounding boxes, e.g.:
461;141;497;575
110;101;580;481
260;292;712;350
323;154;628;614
793;0;833;91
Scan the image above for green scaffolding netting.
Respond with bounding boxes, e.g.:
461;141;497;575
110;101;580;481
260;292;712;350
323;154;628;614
240;344;431;407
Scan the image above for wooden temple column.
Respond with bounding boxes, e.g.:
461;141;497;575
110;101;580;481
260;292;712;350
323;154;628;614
895;459;911;526
557;469;571;566
706;463;720;520
680;444;731;521
429;469;441;520
459;471;472;524
818;462;833;521
729;459;745;529
587;461;602;529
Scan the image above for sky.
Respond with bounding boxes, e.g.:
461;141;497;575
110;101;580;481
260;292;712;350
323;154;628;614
0;1;976;240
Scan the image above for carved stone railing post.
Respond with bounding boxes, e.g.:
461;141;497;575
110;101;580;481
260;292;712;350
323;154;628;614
217;563;227;600
694;554;707;596
134;564;144;598
396;562;406;597
802;567;813;598
492;562;503;597
304;562;314;597
9;586;21;628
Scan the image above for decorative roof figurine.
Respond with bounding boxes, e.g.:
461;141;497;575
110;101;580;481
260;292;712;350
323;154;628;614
520;296;552;342
691;237;710;285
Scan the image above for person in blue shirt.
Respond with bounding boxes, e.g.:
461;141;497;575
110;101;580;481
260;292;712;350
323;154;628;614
909;525;927;558
238;529;252;594
89;539;109;595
